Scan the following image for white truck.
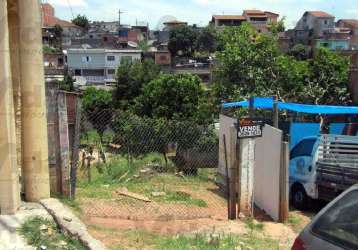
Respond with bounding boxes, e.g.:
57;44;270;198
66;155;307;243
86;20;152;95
289;134;358;209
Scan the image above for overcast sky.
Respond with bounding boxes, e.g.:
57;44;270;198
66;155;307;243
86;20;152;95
46;0;358;29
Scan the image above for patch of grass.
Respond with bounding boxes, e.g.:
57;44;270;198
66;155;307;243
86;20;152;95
244;218;264;236
118;230;279;250
19;216;85;250
286;214;302;225
77;153;211;207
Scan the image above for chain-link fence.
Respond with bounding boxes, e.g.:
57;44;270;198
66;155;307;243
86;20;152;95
77;109;228;222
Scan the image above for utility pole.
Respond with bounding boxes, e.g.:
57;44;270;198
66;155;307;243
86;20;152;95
118;9;125;27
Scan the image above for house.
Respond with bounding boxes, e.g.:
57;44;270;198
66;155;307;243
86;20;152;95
294;11;335;39
341;51;358;103
337;19;358;49
41;3;83;46
210;10;279;33
163;20;188;31
91;21;119;33
315;39;350;50
154;51;171;66
67;49;142;85
211;15;246;27
315;28;351;50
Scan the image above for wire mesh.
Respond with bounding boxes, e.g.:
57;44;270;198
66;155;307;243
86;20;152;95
77;108;227;222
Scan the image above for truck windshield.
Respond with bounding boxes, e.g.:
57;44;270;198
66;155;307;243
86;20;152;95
290;139;316;160
312;190;358;249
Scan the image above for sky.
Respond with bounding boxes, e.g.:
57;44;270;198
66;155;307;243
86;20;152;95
46;0;358;29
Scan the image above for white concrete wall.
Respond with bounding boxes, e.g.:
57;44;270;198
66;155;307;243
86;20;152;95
239;138;255;216
254;125;282;221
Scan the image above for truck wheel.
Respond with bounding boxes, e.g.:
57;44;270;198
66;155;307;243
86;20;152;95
292;185;308;210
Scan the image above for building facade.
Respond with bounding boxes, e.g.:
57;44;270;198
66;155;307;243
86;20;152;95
211;10;279;33
337;19;358;49
67;49;142;85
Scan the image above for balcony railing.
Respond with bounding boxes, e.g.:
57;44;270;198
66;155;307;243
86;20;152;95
84;76;105;82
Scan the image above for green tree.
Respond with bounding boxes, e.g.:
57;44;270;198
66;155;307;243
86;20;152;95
196;26;218;53
213;23;282;101
82;87;113;139
268;17;286;34
168;26;198;56
289;44;311;60
305;47;351;105
213;24;351;106
71;15;90;30
138;40;151;52
133;74;211;123
58;74;75;92
114;59;161;109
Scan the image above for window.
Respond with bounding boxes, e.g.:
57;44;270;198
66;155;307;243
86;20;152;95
74;69;81;76
107;69;115;75
312;190;358;249
324;20;328;25
107;55;115;61
82;56;91;63
290;138;316;159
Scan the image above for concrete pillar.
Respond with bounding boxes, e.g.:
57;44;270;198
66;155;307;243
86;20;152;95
18;0;50;201
7;0;23;191
0;0;21;214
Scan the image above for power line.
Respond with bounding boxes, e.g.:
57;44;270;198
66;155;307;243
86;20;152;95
66;0;75;19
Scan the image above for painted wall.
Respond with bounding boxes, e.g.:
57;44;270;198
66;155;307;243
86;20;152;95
315;39;349;50
254;125;283;221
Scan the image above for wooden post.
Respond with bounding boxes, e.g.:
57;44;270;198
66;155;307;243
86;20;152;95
273;96;279;128
236;136;241;217
228;126;238;220
70;98;82;198
223;135;230;219
57;93;71;197
18;0;50;201
0;0;21;214
279;141;289;222
249;97;254;118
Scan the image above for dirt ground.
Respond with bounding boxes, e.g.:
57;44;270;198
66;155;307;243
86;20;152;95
73;155;314;249
77;189;311;249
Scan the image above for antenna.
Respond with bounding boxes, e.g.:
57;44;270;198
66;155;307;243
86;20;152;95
118;9;125;27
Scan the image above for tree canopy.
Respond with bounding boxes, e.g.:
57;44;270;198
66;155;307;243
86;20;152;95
82;87;113;137
71;15;90;30
133;74;211;122
114;59;161;109
168;26;198;57
196;26;218;53
213;23;351;105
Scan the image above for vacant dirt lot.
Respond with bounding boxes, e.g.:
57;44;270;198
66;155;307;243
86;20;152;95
66;154;312;249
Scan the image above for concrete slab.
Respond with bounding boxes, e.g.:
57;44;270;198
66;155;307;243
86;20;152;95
0;202;51;250
40;198;107;250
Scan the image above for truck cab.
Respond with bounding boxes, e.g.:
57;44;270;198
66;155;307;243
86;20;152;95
289;134;358;209
289;136;320;209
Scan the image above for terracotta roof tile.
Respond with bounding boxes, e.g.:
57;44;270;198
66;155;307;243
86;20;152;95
339;19;358;29
212;15;246;20
43;14;79;28
307;11;334;18
243;10;265;15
